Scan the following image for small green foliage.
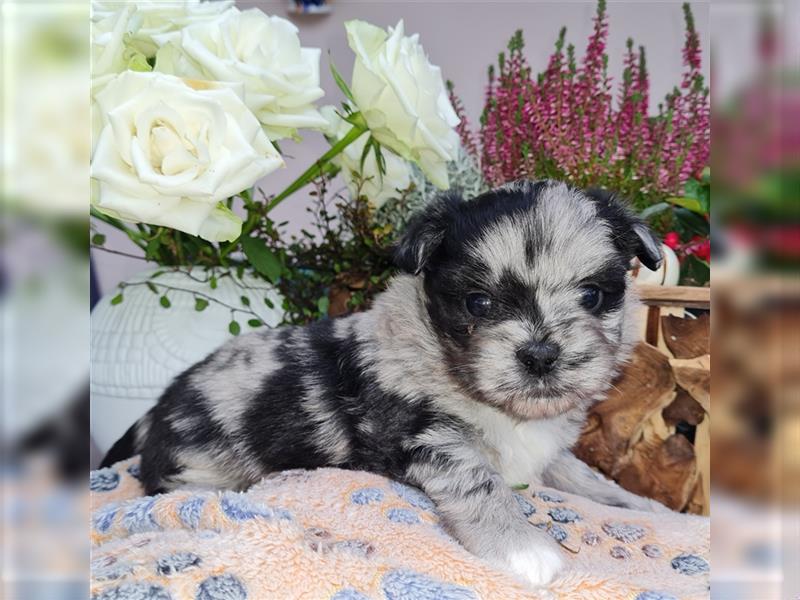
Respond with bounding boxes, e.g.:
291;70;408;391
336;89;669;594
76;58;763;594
146;281;158;294
511;483;530;491
110;293;123;306
209;275;218;289
247;319;263;328
91;233;106;245
195;298;209;312
229;320;241;336
241;295;251;307
159;295;171;308
241;236;282;283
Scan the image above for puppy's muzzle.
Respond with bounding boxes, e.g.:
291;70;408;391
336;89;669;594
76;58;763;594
516;341;561;377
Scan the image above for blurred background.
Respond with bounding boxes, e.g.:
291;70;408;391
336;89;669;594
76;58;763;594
1;0;797;599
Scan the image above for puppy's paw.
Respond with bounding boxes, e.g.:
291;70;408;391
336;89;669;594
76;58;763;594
505;537;564;588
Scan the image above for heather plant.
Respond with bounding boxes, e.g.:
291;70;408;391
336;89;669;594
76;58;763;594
454;1;710;213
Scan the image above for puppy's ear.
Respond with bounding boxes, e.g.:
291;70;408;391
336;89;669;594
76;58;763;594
393;192;461;274
629;220;663;271
585;188;663;271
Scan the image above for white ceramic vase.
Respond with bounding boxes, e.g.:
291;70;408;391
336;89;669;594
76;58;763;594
90;268;283;453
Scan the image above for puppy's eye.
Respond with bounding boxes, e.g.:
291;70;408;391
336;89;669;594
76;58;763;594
466;293;492;317
579;285;604;312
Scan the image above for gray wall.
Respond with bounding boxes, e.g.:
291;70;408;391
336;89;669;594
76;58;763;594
92;0;710;295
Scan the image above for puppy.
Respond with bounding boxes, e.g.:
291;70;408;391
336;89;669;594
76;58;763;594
101;180;667;587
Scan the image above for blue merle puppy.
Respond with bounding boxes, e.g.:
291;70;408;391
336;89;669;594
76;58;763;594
102;180;669;587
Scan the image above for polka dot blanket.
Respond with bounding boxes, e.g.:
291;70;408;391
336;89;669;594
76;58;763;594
91;458;709;599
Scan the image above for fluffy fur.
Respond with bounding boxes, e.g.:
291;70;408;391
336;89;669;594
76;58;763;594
101;179;667;587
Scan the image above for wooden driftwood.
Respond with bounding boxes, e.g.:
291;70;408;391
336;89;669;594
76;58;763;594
575;286;711;514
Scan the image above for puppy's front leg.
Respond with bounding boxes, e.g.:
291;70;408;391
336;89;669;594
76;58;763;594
542;451;671;512
406;430;564;587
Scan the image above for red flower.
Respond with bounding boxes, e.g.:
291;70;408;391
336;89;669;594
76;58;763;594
664;231;681;250
684;235;710;261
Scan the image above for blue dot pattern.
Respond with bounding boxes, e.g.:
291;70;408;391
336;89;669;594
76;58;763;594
332;539;374;558
220;492;291;522
387;508;420;524
636;592;678;600
178;497;205;529
513;494;536;517
93;581;171;600
122;498;159;534
642;544;662;558
127;464;141;480
196;573;247;600
95;562;134;582
157;552;202;576
390;481;436;511
535;522;568;543
351;488;384;505
94;504;118;533
671;554;709;576
536;491;564;503
602;521;646;543
91;469;121;492
382;569;476;600
549;507;580;523
331;589;371;600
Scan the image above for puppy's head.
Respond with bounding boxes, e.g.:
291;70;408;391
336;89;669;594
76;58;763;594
394;180;661;420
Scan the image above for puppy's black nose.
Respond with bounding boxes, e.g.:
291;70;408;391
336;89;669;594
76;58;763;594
516;341;561;376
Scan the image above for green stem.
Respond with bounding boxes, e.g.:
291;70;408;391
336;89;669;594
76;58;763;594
90;206;148;252
266;123;368;213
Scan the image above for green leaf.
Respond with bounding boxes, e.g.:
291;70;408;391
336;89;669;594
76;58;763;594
159;295;171;308
241;295;251;307
674;207;709;238
146;281;158;294
209;275;218;289
359;136;373;173
372;142;387;176
146;237;161;258
110;293;123;306
247;319;263;328
241;236;282;283
511;483;529;490
680;254;710;286
329;53;355;104
640;202;671;220
317;296;330;315
229;320;241;336
91;233;106;245
666;195;703;214
195;298;209;312
264;297;275;309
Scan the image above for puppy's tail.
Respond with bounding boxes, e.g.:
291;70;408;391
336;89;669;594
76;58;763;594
98;414;147;469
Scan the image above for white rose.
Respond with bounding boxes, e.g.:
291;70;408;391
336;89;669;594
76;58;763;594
155;7;327;140
92;0;233;58
91;71;283;241
91;4;135;89
320;106;411;210
345;20;460;189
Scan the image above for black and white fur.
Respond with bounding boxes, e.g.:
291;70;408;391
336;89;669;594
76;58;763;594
102;180;668;587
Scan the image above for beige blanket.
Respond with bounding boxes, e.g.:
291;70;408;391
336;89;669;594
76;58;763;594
91;458;709;599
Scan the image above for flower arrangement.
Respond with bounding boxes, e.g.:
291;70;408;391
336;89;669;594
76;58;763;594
449;1;710;284
92;0;710;334
90;1;463;327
